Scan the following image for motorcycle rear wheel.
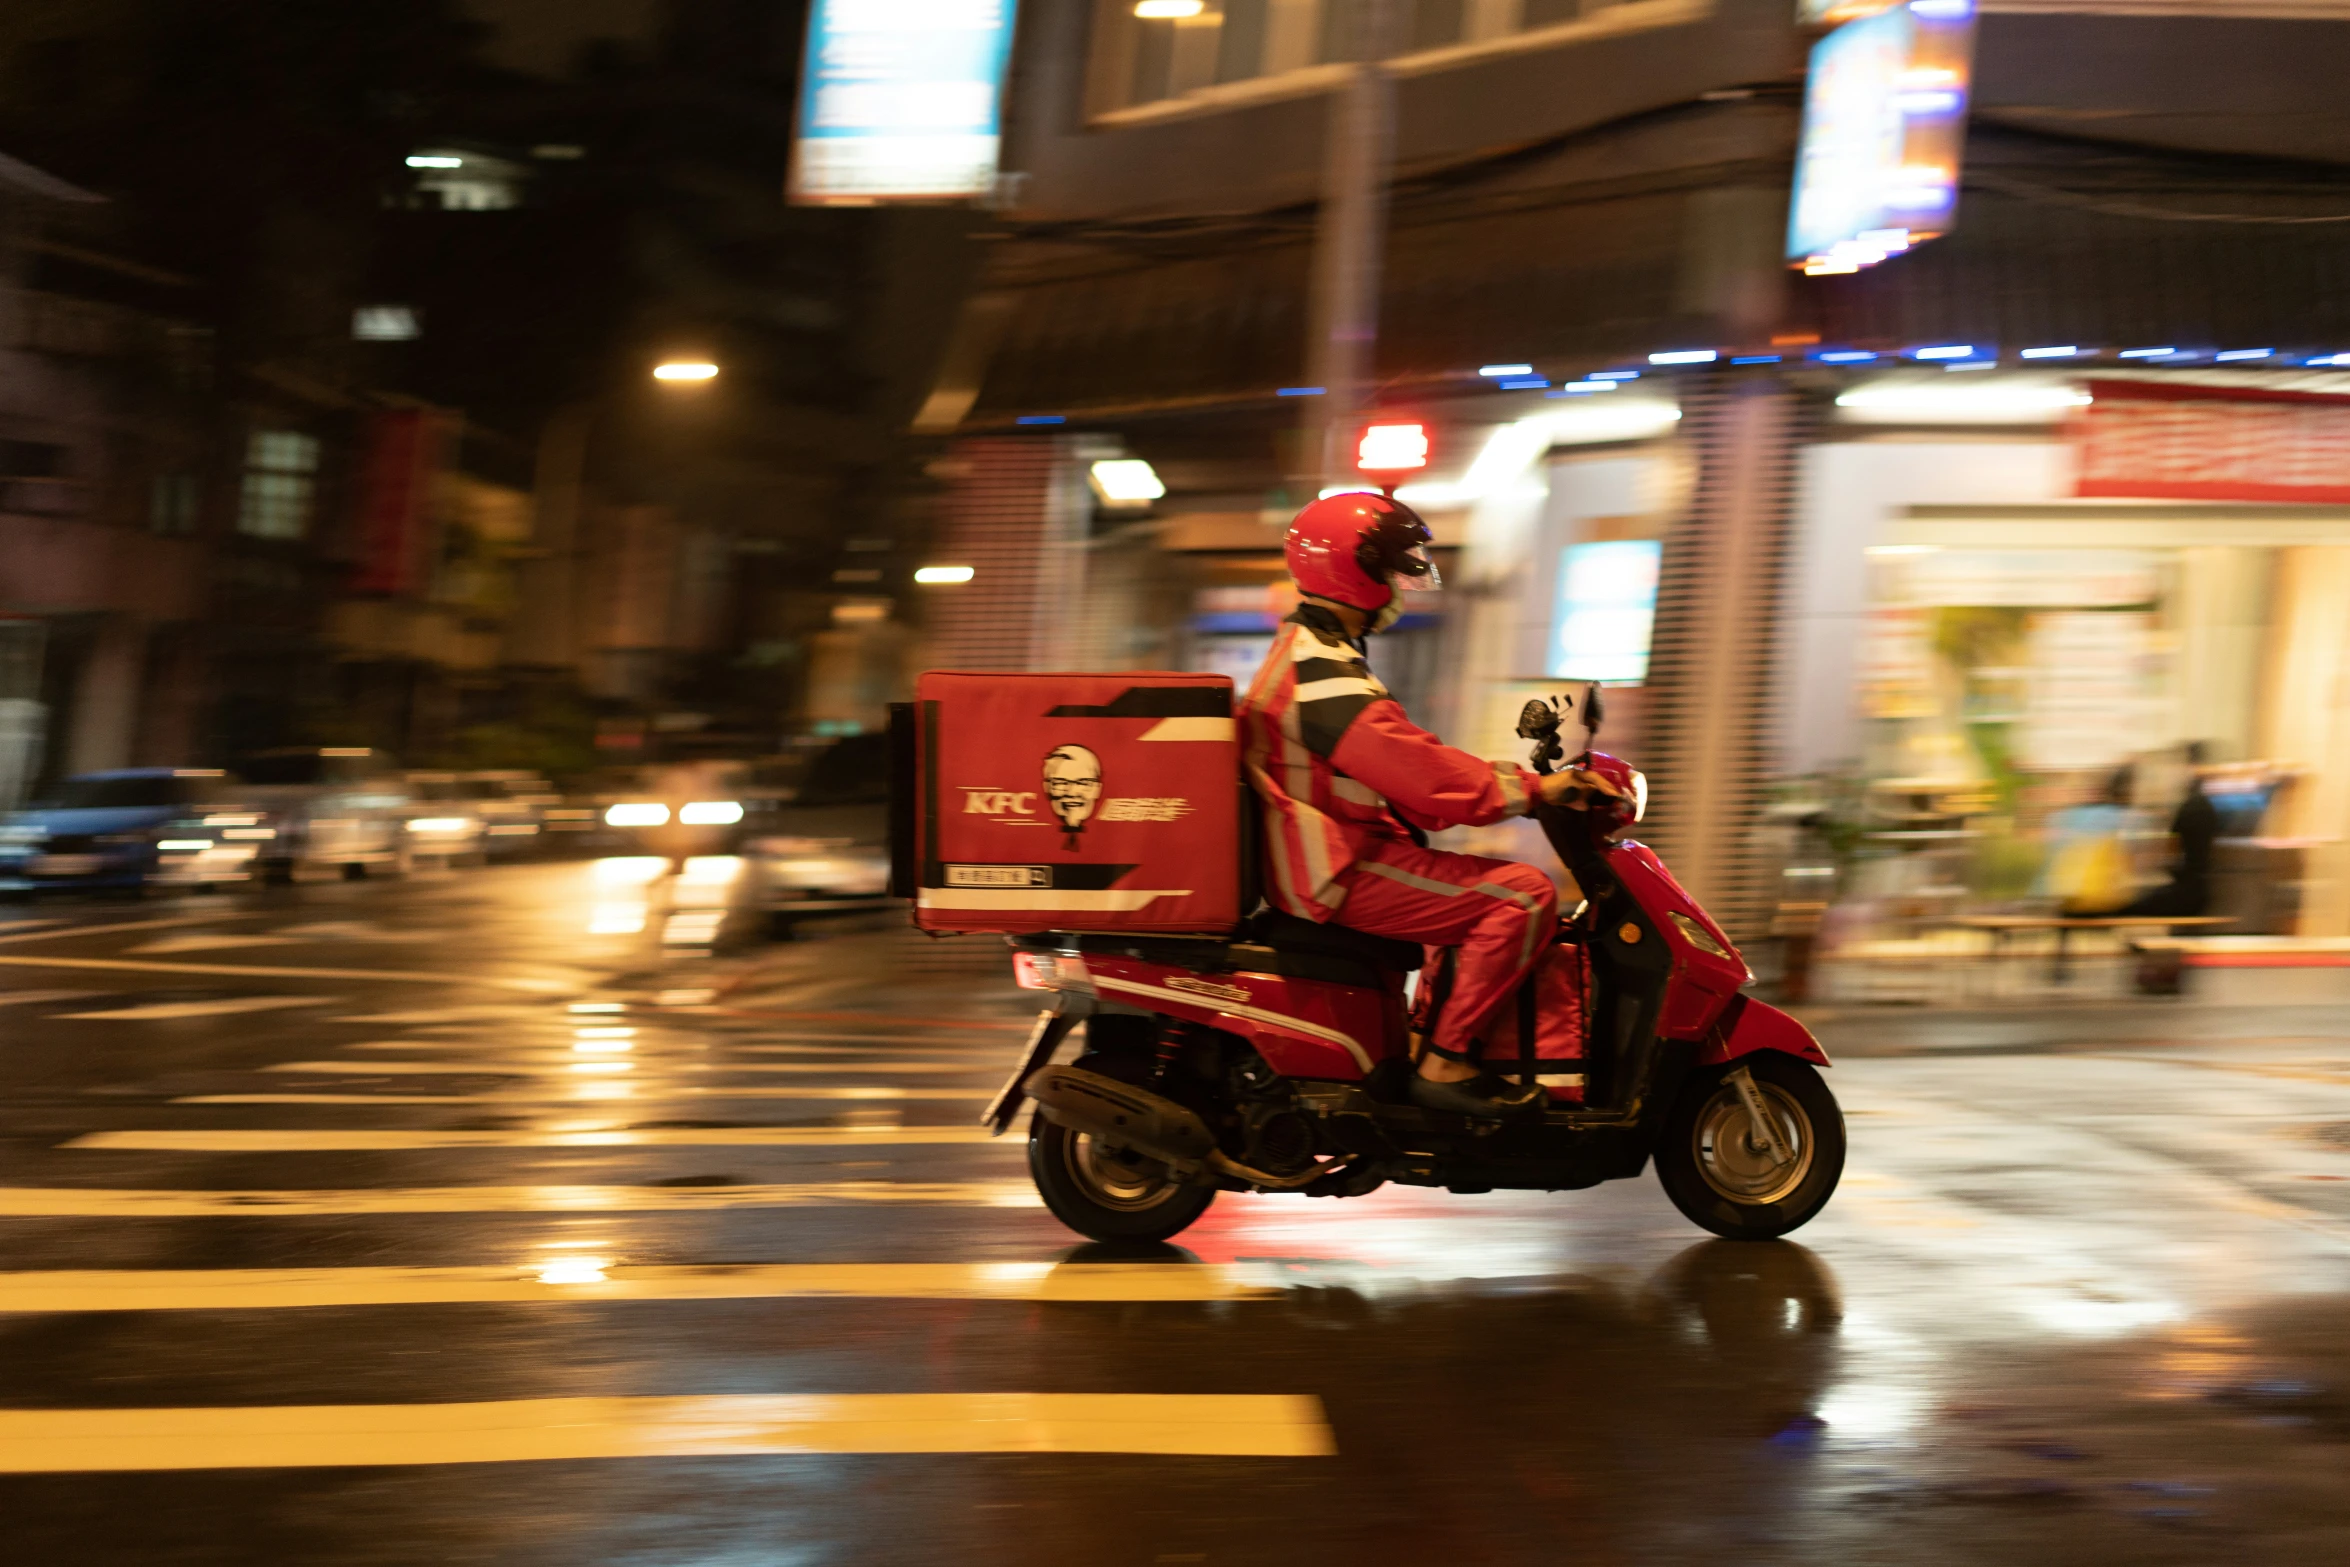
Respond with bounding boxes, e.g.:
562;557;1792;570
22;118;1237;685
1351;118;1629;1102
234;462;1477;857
1654;1053;1844;1241
1028;1113;1216;1243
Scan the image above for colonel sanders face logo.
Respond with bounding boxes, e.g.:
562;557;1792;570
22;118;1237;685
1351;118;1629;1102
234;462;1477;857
1042;744;1102;849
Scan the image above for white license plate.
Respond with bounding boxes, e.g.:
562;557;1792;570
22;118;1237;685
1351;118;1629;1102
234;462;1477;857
945;864;1049;888
32;854;101;875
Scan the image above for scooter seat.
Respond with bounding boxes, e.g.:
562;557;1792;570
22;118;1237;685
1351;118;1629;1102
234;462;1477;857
1243;908;1423;974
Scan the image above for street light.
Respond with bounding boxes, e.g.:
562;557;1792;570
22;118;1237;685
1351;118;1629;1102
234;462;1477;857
652;361;719;382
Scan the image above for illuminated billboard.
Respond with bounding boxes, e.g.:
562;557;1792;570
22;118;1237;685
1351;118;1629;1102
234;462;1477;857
1786;0;1977;275
1549;541;1663;685
789;0;1020;206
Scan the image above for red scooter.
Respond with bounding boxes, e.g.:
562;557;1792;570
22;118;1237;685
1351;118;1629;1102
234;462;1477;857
982;688;1843;1243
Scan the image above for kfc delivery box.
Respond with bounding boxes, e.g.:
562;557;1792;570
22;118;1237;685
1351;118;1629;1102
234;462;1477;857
890;671;1243;934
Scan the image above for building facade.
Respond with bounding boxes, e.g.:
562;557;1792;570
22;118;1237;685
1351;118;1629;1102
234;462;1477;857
910;0;2350;941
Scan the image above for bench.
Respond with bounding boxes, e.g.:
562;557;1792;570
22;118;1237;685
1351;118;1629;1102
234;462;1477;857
1954;914;2235;985
2128;935;2350;1002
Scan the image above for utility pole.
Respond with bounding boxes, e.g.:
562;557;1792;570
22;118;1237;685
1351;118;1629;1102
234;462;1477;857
1302;0;1403;493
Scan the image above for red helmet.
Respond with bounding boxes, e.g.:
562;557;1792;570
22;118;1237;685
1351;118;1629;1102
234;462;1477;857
1283;492;1439;620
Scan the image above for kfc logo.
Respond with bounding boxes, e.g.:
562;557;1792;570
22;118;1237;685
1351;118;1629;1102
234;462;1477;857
1042;744;1103;850
960;787;1038;816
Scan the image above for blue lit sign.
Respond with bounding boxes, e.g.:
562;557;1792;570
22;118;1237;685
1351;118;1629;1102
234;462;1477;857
790;0;1020;205
1549;541;1663;685
1786;0;1976;274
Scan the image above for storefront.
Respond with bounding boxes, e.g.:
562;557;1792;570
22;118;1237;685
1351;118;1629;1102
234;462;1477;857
1783;373;2350;935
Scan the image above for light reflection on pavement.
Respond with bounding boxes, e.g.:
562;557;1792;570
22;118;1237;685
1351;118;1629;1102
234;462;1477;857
0;862;2343;1561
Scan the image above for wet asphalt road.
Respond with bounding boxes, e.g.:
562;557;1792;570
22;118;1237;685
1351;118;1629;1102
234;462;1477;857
1;860;2347;1564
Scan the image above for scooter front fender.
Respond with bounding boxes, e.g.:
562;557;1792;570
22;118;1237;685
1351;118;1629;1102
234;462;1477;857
1697;995;1831;1068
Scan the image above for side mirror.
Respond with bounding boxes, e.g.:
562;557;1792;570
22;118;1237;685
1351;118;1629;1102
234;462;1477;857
1517;697;1564;775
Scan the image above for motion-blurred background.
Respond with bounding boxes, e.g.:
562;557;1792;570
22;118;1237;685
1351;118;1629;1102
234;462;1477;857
4;0;2350;997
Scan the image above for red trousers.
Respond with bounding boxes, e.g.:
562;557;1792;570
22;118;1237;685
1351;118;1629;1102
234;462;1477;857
1333;842;1575;1063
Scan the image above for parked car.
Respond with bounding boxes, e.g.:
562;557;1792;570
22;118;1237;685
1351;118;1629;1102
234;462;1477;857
459;771;563;855
0;769;270;893
233;747;411;881
399;773;490;864
743;733;894;936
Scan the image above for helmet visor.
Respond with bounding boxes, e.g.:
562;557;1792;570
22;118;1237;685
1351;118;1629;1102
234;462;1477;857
1394;545;1441;593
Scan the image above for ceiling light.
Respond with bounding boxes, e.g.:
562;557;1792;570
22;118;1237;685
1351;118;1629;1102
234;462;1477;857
1477;363;1534;377
1911;344;1974;360
1649;350;1717;365
2019;346;2079;359
1835;381;2091;423
914;565;975;584
1089;458;1165;504
1133;0;1203;15
652;362;719;381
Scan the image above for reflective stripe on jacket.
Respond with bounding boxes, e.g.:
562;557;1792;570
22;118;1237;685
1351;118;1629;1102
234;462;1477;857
1238;603;1537;920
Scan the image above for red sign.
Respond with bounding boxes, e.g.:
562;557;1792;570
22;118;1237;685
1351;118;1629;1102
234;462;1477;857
351;409;453;594
2075;379;2350;503
912;671;1241;936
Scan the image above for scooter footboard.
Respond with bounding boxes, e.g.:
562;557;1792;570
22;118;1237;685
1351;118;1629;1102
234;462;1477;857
1696;995;1831;1068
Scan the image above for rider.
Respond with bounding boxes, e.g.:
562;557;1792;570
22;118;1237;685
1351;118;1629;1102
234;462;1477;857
1238;491;1585;1119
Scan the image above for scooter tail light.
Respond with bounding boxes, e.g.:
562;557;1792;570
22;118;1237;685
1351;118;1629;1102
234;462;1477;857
1012;952;1057;990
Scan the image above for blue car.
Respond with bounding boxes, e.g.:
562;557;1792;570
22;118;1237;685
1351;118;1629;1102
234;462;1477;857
0;769;269;893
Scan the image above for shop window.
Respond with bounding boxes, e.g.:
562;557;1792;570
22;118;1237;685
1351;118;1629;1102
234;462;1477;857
1094;0;1675;116
405;148;524;211
150;472;202;536
1411;0;1468;51
237;430;319;540
0;440;64;478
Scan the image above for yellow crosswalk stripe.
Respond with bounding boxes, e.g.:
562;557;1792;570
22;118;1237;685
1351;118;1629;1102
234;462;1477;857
0;1182;1039;1216
68;1126;1004;1151
175;1087;998;1105
0;1261;1273;1312
263;1059;988;1075
0;1392;1336;1469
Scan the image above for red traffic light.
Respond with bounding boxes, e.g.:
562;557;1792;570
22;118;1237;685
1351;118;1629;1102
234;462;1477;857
1356;422;1429;473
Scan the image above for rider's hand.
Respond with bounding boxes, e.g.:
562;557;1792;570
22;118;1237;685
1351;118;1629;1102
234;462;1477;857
1536;771;1588;809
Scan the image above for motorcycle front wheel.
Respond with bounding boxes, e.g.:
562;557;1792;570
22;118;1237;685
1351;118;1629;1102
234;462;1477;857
1654;1053;1845;1241
1027;1113;1216;1243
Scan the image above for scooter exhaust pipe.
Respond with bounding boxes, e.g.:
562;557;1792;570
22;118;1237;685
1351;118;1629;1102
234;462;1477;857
1024;1065;1218;1175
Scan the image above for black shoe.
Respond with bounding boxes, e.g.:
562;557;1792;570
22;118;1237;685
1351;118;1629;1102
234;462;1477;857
1409;1071;1546;1121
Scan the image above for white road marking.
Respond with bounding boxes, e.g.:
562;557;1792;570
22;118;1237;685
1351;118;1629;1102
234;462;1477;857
274;921;434;944
60;996;335;1022
176;1087;998;1104
68;1126;1005;1151
0;913;259;948
0;1392;1336;1469
0;1181;1040;1216
0;989;98;1008
0;954;568;993
130;933;299;956
0;1260;1276;1312
329;1006;538;1024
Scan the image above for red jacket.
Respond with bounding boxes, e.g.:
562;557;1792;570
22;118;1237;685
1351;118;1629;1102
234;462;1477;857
1238;604;1537;920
